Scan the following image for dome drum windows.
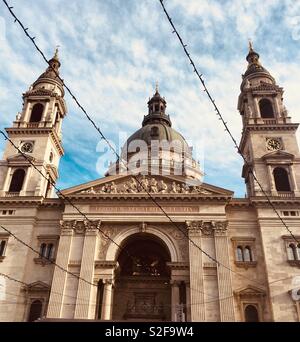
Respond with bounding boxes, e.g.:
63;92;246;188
231;237;257;268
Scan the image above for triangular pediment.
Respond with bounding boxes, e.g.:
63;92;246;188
262;150;294;160
7;153;35;162
26;281;50;292
61;174;233;198
234;285;266;298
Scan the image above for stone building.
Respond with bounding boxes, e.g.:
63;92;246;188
0;45;300;322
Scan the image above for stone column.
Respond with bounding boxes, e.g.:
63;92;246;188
253;97;260;118
101;279;114;320
185;281;191;322
171;280;180;321
74;221;100;319
186;221;205;321
47;221;73;318
213;221;235;322
268;165;277;196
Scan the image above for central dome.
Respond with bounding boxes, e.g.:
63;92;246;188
106;87;202;182
125;123;190;153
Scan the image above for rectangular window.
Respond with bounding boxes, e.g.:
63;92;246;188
0;235;9;260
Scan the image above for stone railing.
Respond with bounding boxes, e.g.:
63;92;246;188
277;191;295;198
5;192;20;197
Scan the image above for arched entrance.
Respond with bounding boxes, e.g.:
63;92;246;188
112;233;171;321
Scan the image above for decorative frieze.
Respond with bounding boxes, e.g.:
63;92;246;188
186;220;228;237
60;219;101;235
78;176;213;195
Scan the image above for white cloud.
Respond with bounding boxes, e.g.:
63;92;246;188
0;0;299;197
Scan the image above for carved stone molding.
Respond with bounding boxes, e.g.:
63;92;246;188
186;220;228;237
78;176;213;195
186;220;203;236
60;219;101;235
212;220;228;236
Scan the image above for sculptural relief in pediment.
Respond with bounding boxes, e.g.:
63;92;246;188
78;176;213;195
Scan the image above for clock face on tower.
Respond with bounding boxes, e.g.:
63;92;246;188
266;138;282;151
20;142;34;153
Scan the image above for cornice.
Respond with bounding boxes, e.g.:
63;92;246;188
62;193;232;202
5;127;64;156
250;196;300;206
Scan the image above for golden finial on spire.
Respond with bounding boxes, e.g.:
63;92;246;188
248;39;254;52
155;81;159;93
54;45;60;60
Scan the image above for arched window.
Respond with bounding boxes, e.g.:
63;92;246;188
273;167;291;192
0;240;6;256
39;243;46;258
28;300;43;322
259;99;274;118
236;246;244;261
29;103;44;122
244;246;252;262
245;304;259;322
8;169;25;192
46;244;54;259
297;244;300;260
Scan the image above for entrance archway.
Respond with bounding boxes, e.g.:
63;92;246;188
112;233;171;321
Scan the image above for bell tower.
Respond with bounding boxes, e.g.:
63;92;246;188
238;42;300;197
0;49;67;198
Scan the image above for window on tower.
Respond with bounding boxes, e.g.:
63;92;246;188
30;103;44;122
273;167;291;192
259;98;274;118
8;169;26;193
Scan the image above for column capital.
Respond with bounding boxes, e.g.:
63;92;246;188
170;280;180;287
59;220;74;236
212;220;228;236
186;220;228;237
186;220;203;236
60;219;101;235
102;278;114;286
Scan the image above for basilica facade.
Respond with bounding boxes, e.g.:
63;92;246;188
0;46;300;322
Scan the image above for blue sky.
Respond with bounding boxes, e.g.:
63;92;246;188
0;0;300;197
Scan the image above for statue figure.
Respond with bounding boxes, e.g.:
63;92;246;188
140;175;149;192
128;177;138;193
150;178;158;193
181;184;188;193
282;106;288;117
248;105;253;117
191;186;199;193
159;180;168;193
176;183;181;193
16;112;22;121
171;181;177;193
110;182;118;194
245;79;251;89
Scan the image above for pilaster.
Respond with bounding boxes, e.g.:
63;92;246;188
47;221;73;318
74;220;101;319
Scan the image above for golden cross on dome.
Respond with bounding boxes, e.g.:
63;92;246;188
54;45;60;59
248;39;254;52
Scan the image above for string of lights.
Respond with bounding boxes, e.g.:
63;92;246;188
0;0;277;291
158;0;299;245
